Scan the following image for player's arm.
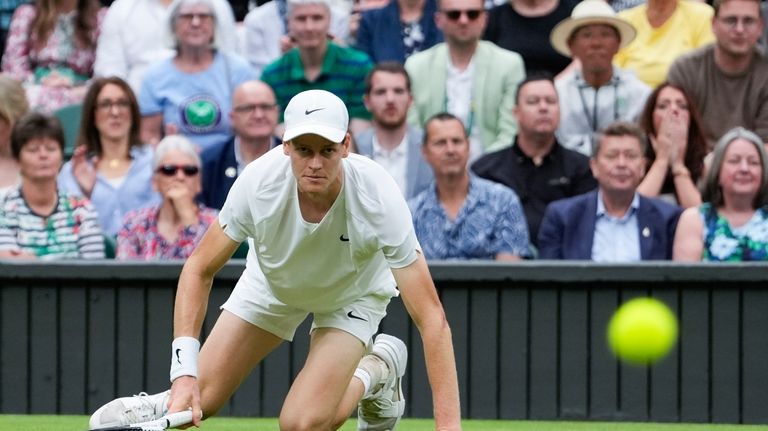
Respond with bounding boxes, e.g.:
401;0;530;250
169;221;240;424
392;253;462;431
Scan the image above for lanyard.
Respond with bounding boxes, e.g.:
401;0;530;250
576;76;621;133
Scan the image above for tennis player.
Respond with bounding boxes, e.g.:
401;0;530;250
89;89;462;431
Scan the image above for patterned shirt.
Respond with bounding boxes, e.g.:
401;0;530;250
0;187;105;259
700;203;768;262
0;0;28;32
408;175;531;260
116;205;219;260
261;42;373;122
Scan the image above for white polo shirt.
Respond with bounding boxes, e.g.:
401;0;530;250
218;146;420;313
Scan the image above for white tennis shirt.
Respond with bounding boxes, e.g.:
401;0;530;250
218;146;421;313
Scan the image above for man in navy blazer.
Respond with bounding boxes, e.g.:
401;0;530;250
356;62;433;199
538;121;682;261
200;81;281;209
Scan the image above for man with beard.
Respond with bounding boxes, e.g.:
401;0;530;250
668;0;768;144
356;62;433;199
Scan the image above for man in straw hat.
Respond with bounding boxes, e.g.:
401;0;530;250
550;0;650;156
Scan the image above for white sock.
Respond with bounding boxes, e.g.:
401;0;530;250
354;368;372;396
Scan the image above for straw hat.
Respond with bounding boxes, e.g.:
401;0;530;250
549;0;636;57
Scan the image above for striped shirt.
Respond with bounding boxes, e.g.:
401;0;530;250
0;187;105;259
261;42;373;122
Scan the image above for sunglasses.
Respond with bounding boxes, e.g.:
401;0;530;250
157;164;200;176
442;9;484;21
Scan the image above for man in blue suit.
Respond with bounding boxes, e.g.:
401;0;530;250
538;121;682;261
356;62;433;199
200;80;281;209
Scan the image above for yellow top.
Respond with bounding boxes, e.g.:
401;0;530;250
614;0;715;88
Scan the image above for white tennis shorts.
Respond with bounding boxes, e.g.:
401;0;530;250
221;276;391;343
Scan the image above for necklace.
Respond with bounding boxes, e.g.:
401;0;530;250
108;158;122;169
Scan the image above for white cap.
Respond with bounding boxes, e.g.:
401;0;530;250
282;89;349;143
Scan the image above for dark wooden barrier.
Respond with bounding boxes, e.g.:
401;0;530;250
1;261;767;424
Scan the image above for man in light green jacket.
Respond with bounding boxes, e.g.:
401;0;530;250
405;0;526;160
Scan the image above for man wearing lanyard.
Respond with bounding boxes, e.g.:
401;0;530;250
550;0;650;156
405;0;526;162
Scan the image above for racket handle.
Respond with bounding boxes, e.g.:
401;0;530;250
163;410;195;428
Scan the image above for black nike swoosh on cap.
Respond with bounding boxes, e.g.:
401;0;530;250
305;108;325;115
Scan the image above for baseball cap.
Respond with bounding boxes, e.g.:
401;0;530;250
282;89;349;143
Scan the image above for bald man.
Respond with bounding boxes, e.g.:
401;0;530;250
200;80;282;209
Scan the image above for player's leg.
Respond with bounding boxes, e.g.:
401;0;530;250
279;327;366;430
89;310;283;429
195;310;284;416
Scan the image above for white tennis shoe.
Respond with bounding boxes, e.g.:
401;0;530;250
89;390;169;429
357;334;407;431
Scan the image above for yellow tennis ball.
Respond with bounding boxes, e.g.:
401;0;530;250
607;297;678;365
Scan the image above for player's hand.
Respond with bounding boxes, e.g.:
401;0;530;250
169;376;202;427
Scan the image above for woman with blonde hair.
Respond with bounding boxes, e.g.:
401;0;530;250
0;74;29;193
1;0;105;112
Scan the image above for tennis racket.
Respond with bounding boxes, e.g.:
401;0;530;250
88;410;194;431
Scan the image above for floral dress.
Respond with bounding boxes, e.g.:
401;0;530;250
116;205;219;260
700;203;768;261
1;4;105;113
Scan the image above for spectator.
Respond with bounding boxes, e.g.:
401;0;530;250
93;0;238;95
668;0;768;144
550;0;650;156
356;62;432;199
58;77;160;236
483;0;578;76
673;127;768;261
354;0;443;64
0;112;104;259
243;0;350;76
410;112;530;260
139;0;256;151
636;82;709;208
615;0;715;88
471;74;597;247
1;0;106;113
405;0;525;160
0;73;28;193
117;135;217;260
0;1;28;62
538;121;682;261
261;0;373;136
200;80;281;209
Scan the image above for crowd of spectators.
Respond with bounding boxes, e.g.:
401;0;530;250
0;0;767;262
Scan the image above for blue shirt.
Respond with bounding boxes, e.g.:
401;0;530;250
139;52;256;152
408;175;530;260
591;191;641;262
58;145;161;236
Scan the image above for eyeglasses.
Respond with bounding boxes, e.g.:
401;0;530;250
718;15;760;31
233;103;277;114
178;12;213;22
442;9;484;21
157;164;200;176
96;99;131;112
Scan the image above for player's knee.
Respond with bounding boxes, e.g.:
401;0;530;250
279;411;335;431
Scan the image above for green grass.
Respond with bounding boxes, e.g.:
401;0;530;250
3;416;768;431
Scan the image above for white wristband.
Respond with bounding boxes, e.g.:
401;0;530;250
170;337;200;382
